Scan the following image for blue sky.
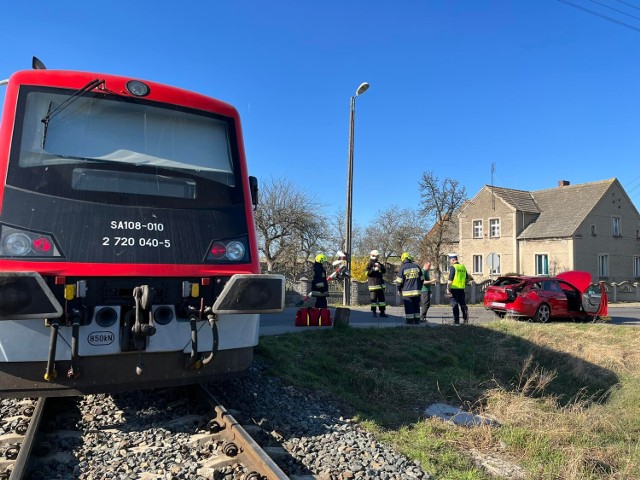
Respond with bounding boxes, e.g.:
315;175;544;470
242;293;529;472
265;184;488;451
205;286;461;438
2;0;640;226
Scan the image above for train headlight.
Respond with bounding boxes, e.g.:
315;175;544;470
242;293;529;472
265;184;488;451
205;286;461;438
3;233;32;256
204;237;249;263
226;241;245;261
0;225;62;258
126;80;150;97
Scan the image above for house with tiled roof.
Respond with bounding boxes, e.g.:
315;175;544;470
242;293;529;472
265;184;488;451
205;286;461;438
456;178;640;283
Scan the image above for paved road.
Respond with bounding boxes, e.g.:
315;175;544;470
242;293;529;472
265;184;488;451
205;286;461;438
259;304;640;336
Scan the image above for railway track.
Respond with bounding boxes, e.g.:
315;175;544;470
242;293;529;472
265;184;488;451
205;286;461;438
0;387;301;480
0;398;45;480
191;384;290;479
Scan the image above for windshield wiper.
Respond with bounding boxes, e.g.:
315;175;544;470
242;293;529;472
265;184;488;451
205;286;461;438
41;78;105;148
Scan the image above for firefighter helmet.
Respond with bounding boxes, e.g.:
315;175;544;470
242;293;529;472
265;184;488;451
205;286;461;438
401;252;413;262
315;254;328;263
370;249;379;258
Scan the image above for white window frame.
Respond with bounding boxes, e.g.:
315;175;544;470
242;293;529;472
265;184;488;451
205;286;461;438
598;254;609;277
612;216;621;237
489;254;501;275
472;220;483;239
535;254;549;275
489;218;500;238
634;256;640;278
472;255;483;275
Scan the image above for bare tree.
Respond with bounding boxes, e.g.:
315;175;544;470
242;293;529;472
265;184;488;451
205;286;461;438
360;206;424;262
359;206;425;282
418;171;467;280
254;178;327;279
326;208;363;257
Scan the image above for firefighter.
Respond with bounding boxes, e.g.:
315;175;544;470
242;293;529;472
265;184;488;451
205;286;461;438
366;250;388;317
395;252;423;324
327;250;350;282
311;254;329;308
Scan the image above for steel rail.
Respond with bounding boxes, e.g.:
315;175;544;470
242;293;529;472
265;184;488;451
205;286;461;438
198;385;289;480
8;398;46;480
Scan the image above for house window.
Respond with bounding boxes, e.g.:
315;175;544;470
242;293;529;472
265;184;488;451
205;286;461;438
473;255;483;274
612;217;621;237
490;254;500;275
535;254;549;275
635;256;640;278
473;220;483;238
591;224;596;236
489;218;500;238
598;254;609;277
440;255;449;278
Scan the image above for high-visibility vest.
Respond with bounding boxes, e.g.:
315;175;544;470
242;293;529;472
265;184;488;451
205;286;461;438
451;263;467;289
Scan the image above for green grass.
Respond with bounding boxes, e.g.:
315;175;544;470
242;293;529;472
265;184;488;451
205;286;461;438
256;321;640;479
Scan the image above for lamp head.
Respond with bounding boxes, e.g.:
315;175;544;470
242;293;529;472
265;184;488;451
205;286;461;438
356;82;369;96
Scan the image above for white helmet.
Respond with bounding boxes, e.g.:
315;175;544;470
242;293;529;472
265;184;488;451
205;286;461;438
336;250;346;258
370;249;379;258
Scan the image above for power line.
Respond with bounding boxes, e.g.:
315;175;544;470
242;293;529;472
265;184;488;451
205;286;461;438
587;0;640;21
557;0;640;33
614;0;640;12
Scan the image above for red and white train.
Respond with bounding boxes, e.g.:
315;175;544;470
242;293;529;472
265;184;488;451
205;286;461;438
0;58;283;398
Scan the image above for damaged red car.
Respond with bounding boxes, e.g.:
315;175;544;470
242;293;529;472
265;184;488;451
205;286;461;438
483;271;608;322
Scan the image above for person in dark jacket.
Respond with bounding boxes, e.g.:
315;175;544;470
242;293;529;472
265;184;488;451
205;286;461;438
311;254;329;308
420;260;436;322
395;252;423;324
365;250;388;317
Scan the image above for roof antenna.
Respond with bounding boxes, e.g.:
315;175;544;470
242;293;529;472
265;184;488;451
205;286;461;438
32;56;47;70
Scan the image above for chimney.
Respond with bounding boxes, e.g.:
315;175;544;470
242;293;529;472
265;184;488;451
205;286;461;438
558;180;570;187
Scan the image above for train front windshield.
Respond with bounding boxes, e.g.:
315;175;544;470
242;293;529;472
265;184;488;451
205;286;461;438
1;85;251;266
8;86;242;209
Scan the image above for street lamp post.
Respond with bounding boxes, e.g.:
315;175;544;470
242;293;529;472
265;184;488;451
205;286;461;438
344;82;370;306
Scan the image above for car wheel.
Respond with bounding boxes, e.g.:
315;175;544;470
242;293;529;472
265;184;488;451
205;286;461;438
535;304;551;323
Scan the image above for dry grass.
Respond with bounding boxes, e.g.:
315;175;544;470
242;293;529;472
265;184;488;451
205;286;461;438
257;321;640;479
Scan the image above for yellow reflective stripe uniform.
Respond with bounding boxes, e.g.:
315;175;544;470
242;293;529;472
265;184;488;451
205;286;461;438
396;265;422;296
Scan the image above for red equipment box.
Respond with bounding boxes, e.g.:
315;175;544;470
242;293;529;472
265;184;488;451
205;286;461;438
295;307;332;326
